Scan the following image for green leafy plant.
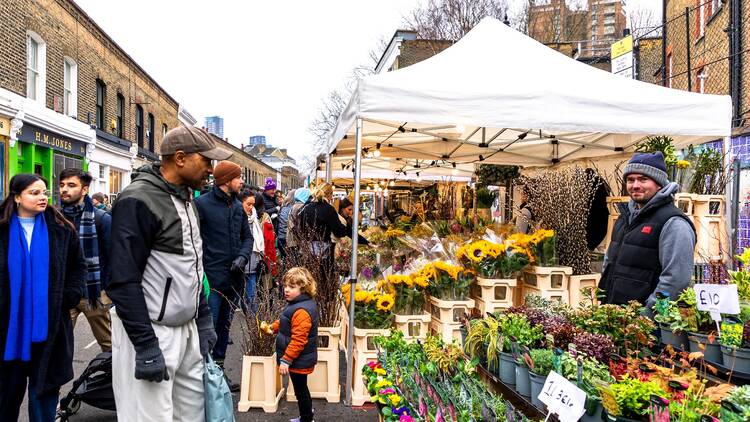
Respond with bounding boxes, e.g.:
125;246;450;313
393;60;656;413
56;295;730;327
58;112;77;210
636;135;678;175
464;314;502;368
654;300;690;333
721;385;750;422
570;302;656;353
608;376;668;419
687;146;725;195
721;320;744;348
498;313;543;352
559;352;614;399
677;288;715;333
528;349;554;376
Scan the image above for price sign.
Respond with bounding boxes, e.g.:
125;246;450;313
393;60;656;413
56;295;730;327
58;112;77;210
693;284;740;321
538;371;587;422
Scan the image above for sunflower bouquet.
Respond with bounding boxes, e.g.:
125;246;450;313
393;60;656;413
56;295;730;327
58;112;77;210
377;274;429;315
456;239;531;279
505;229;556;266
414;261;473;301
341;284;395;329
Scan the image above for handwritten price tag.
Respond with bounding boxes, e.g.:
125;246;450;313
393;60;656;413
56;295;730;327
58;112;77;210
538;371;586;422
693;284;740;321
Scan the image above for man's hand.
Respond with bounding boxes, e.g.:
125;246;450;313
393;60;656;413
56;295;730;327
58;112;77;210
231;256;248;275
134;343;169;382
199;326;217;357
279;362;290;376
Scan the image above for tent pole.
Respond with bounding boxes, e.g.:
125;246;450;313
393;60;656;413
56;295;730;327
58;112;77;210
344;118;363;406
325;154;333;183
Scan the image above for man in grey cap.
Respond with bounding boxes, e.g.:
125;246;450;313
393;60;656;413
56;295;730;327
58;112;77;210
108;126;232;421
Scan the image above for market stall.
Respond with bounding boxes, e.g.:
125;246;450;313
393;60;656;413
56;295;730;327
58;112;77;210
323;16;733;417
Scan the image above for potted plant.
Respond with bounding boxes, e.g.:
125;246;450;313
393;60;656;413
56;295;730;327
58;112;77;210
654;299;690;350
458;239;530;314
599;377;668;422
720;385;750;422
678;288;723;364
527;349;554;409
570;301;656;355
720;318;750;373
237;288;286;413
515;353;531;398
559;352;614;422
379;274;431;340
463;314;502;372
497;313;543;386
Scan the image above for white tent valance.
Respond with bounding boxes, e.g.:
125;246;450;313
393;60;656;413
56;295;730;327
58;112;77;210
328;18;732;168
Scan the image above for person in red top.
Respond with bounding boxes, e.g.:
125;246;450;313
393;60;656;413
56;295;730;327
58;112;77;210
262;267;318;422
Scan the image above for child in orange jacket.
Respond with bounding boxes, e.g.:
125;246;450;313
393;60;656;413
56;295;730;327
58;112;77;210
261;267;318;422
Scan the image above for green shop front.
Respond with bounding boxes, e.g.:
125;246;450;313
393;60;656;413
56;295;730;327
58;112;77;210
10;123;88;203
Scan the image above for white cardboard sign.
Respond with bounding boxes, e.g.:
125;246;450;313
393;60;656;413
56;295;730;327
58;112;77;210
693;284;740;319
538;371;587;422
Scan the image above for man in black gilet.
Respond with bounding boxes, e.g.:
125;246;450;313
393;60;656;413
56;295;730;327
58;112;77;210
599;152;696;317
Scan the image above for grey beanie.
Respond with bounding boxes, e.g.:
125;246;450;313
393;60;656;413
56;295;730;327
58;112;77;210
623;151;670;187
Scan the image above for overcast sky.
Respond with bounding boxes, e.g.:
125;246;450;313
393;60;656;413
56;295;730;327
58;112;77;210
75;0;659;165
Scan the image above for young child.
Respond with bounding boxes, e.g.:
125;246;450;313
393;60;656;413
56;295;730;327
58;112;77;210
261;267;318;422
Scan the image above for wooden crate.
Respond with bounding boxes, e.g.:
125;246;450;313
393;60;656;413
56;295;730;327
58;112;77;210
471;277;517;315
429;318;465;347
350;346;379;407
394;313;431;341
674;193;695;215
522;266;572;291
693;215;730;263
692;195;725;218
287;325;341;403
569;274;601;308
427;296;475;324
238;353;285;413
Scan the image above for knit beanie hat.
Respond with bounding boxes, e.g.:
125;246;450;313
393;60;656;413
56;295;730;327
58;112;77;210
264;177;277;191
294;188;311;203
213;161;241;186
623;151;669;187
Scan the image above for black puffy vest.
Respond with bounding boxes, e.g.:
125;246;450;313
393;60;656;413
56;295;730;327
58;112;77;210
599;195;695;306
275;294;318;369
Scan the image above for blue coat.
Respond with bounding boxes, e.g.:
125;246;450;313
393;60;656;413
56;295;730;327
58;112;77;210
195;186;253;291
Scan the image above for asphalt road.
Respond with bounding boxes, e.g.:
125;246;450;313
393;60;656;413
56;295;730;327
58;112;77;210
17;311;377;422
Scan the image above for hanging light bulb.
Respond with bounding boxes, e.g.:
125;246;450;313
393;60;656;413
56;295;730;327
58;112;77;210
416;172;422;182
454;124;465;134
383;189;389;196
389;180;395;187
373;149;381;158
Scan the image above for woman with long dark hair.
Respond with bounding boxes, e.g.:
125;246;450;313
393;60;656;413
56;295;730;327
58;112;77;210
0;174;85;421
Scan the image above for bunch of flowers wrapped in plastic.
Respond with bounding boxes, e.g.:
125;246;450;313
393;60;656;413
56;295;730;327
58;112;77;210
505;229;556;266
413;260;473;301
341;283;395;329
456;239;531;279
377;274;429;315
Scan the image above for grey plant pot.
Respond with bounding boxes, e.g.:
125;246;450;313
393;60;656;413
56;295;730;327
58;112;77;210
514;364;530;397
721;345;750;374
581;397;603;422
499;352;516;386
659;325;688;350
688;332;723;364
528;371;547;410
603;411;642;422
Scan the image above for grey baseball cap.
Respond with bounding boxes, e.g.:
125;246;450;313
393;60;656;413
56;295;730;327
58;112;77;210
160;126;232;160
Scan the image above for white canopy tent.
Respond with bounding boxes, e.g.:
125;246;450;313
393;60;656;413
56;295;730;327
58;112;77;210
331;17;732;405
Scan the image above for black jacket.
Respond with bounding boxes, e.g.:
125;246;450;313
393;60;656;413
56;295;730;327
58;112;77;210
299;200;349;242
195;186;252;291
263;192;280;232
0;208;85;394
61;201;112;290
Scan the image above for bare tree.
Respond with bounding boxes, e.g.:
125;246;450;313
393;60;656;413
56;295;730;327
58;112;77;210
515;0;588;43
628;4;660;39
403;0;509;41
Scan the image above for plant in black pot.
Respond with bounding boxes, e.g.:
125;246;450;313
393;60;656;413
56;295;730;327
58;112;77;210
653;297;690;351
497;313;543;386
599;377;668;422
720;317;750;374
678;288;723;364
527;349;554;410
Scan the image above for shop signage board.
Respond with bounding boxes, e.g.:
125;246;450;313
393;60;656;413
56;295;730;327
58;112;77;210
0;117;10;137
611;35;634;79
538;371;587;422
16;123;87;156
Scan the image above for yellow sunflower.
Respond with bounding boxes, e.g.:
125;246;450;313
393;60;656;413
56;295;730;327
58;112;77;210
412;275;429;289
354;291;370;303
376;293;395;312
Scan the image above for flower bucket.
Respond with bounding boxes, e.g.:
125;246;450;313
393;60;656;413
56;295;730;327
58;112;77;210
353;326;390;354
499;352;516;386
688;332;723;364
721;345;750;374
528;371;546;410
429;319;465;347
237;353;284;413
428;296;475;324
522;266;572;305
569;274;600;309
514;364;530;397
659;325;688;350
394;313;431;341
350;346;380;407
472;277;517;314
287;325;341;403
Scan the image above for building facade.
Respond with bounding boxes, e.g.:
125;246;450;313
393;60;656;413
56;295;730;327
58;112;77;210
209;134;276;189
587;0;627;57
243;143;302;192
205;115;224;139
0;0;183;202
248;135;266;146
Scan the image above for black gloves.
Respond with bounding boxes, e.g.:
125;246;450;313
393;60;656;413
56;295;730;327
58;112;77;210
196;309;217;358
231;256;248;275
134;342;169;382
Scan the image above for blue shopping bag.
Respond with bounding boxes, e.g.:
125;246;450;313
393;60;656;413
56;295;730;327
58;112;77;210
204;355;235;422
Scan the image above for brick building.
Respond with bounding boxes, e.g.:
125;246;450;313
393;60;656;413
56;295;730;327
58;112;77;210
528;0;588;45
208;134;276;189
587;0;627;56
0;0;184;201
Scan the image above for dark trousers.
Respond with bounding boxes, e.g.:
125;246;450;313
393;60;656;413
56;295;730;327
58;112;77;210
207;286;239;361
0;361;59;422
290;372;313;422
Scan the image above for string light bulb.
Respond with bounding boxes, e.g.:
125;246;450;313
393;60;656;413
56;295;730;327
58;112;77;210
389;180;395;187
416;172;422;182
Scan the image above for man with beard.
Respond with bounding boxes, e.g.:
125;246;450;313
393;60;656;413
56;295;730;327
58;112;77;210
59;168;112;352
107;126;228;421
599;152;696;316
195;160;251;390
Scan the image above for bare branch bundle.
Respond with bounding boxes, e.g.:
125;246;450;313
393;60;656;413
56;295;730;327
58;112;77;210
403;0;508;41
238;287;285;357
523;167;602;275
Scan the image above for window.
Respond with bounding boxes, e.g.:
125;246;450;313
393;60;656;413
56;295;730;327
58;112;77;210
109;169;123;194
162;123;168;138
147;113;155;152
711;0;721;16
696;67;707;93
63;58;77;117
96;80;106;130
26;32;46;103
116;94;124;138
666;52;673;88
135;105;144;148
697;1;705;38
99;165;106;180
